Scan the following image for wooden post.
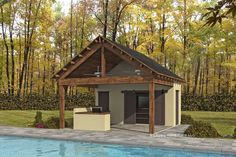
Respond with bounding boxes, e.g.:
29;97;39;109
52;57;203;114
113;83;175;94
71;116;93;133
101;46;106;77
59;85;65;129
149;81;155;134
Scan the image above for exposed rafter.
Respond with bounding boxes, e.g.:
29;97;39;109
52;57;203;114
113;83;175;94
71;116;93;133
59;44;102;79
53;35;184;84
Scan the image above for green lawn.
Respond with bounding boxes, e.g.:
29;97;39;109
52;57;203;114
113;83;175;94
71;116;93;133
182;111;236;136
0;110;73;127
0;110;235;137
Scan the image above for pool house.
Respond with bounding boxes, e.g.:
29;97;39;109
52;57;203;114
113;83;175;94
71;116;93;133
54;36;184;134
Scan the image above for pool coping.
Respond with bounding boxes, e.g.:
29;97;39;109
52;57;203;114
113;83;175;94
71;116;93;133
0;134;234;156
0;126;235;155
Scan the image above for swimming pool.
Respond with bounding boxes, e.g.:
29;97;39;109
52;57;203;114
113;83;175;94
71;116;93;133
0;136;235;157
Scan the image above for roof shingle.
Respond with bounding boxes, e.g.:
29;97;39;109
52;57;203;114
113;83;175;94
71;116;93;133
106;38;183;81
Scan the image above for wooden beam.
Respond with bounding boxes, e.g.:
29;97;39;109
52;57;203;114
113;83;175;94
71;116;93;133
59;76;151;86
60;45;101;79
149;81;155;134
154;79;173;86
59;85;65;129
98;36;101;43
101;46;106;77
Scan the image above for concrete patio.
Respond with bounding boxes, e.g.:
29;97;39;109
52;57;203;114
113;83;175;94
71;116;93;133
111;124;170;133
0;125;235;155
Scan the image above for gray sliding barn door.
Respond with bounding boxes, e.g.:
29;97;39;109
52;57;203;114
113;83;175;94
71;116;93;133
124;91;136;124
98;91;109;112
155;91;165;125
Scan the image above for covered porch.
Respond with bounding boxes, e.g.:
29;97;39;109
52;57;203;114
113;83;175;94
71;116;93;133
58;76;170;134
54;36;184;134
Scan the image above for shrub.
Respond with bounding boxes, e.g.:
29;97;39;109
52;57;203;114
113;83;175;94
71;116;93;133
44;117;60;129
1;93;235;112
233;128;236;138
35;123;45;128
44;117;72;129
182;93;236;112
33;111;44;127
184;121;221;138
65;118;73;128
181;114;195;124
0;92;95;110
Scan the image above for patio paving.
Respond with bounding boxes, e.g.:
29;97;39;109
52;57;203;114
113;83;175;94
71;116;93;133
155;125;190;137
0;125;235;155
111;124;170;133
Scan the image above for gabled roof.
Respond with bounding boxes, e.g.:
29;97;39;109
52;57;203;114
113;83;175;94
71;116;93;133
54;36;184;83
106;38;183;81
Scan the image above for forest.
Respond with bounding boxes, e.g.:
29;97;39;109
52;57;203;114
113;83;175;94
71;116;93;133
0;0;235;97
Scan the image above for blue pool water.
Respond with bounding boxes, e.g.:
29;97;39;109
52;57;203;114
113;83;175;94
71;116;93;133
0;136;235;157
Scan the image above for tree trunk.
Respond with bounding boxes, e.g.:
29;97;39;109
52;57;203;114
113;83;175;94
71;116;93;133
198;68;202;95
193;56;200;95
103;0;109;38
51;51;56;94
1;7;10;95
70;0;73;58
18;0;31;96
111;0;135;41
160;12;166;67
9;3;15;95
112;1;120;41
160;0;167;67
205;52;209;95
42;50;46;95
75;2;78;53
201;68;204;96
37;54;40;94
182;0;187;69
18;31;22;94
182;0;187;93
80;0;86;50
225;48;230;94
218;55;223;93
0;43;3;92
18;0;41;97
29;49;34;95
186;69;190;93
213;50;216;94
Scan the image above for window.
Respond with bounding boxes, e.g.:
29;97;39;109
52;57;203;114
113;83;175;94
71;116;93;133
137;93;149;108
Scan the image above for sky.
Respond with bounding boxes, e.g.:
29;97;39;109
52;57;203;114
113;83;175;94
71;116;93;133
58;0;70;14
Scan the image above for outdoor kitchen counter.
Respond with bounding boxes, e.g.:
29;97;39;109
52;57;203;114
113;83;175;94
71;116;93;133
73;111;110;131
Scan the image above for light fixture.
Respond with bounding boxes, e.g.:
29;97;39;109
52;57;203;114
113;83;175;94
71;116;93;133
135;69;141;76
